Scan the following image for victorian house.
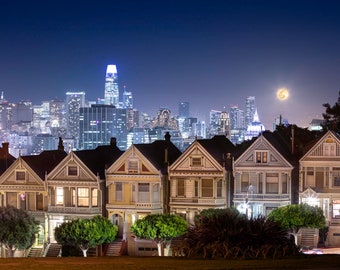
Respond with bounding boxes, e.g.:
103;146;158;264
233;131;294;218
106;132;181;241
168;135;235;225
299;130;340;246
46;138;123;242
0;141;67;248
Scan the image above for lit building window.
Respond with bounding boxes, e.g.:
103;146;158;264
138;183;149;202
333;168;340;187
177;178;185;197
92;189;98;207
56;187;64;205
255;151;267;163
77;188;89;207
115;182;122;201
202;179;213;197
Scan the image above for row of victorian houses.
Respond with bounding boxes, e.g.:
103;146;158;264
1;128;340;256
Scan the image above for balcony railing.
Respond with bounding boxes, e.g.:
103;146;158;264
233;193;290;201
170;197;226;205
106;202;162;209
48;205;101;214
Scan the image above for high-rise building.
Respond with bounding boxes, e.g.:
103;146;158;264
209;110;221;138
79;104;127;150
122;84;133;109
178;101;190;118
230;105;245;144
217;111;230;138
65;92;85;147
104;65;119;107
245;96;256;127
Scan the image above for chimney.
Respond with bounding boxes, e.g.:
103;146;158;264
110;137;117;147
291;125;295;155
164;132;171;142
58;137;64;151
2;142;9;156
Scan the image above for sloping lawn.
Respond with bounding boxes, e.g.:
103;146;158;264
1;255;340;269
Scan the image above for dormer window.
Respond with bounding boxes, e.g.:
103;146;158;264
68;166;78;176
255;151;267;163
191;157;202;167
16;171;26;181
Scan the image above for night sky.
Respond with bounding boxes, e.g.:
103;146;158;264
1;0;340;129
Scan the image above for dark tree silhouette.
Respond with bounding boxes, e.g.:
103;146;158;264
322;91;340;131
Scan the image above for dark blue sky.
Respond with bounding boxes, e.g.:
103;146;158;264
1;0;340;129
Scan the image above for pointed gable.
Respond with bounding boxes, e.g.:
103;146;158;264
170;135;235;172
0;142;16;175
300;130;340;160
22;150;68;179
235;131;293;168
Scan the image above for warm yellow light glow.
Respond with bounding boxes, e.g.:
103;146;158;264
277;88;289;100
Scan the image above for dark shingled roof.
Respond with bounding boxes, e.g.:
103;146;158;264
134;138;182;174
0;143;16;175
22;150;68;179
196;135;236;168
74;144;124;179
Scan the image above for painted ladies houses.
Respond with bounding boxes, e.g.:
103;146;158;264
46;138;123;243
0;141;67;248
233;131;295;218
106;132;181;240
299;130;340;246
168;135;235;225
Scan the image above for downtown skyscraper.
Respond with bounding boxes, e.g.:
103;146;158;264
104;65;119;107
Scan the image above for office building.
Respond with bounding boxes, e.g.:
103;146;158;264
245;96;256;127
104;65;119;107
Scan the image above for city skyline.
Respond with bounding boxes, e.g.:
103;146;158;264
1;0;340;129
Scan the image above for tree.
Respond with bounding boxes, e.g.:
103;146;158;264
322;91;340;130
130;214;188;256
0;206;40;257
178;208;298;259
267;204;326;246
54;215;118;257
267;204;326;233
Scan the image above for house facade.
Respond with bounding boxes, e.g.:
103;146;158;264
233;132;294;218
106;133;181;240
168;135;235;225
299;130;340;246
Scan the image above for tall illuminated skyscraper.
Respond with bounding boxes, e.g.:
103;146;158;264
245;96;256;127
104;65;119;107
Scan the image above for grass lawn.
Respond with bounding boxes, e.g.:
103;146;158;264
1;255;340;270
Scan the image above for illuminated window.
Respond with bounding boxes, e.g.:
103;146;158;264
92;189;98;207
191;157;202;167
77;188;89;207
68;166;78;176
115;182;122;201
138;183;149;202
16;171;26;181
153;184;159;202
177;178;185;197
255;151;268;163
282;174;288;194
56;187;64;205
266;173;278;194
202;179;213;197
241;173;249;192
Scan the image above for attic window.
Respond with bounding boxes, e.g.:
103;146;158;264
255;151;268;163
68;166;78;176
128;160;138;172
191;157;202;167
16;171;26;181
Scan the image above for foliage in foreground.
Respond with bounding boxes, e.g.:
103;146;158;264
131;213;188;256
0;206;40;257
174;208;299;259
54;215;118;257
267;203;326;233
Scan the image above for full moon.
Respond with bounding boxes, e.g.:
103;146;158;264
277;88;289;101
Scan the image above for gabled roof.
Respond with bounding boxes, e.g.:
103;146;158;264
74;144;124;179
261;131;294;163
196;135;236;166
133;138;182;174
22;150;68;179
